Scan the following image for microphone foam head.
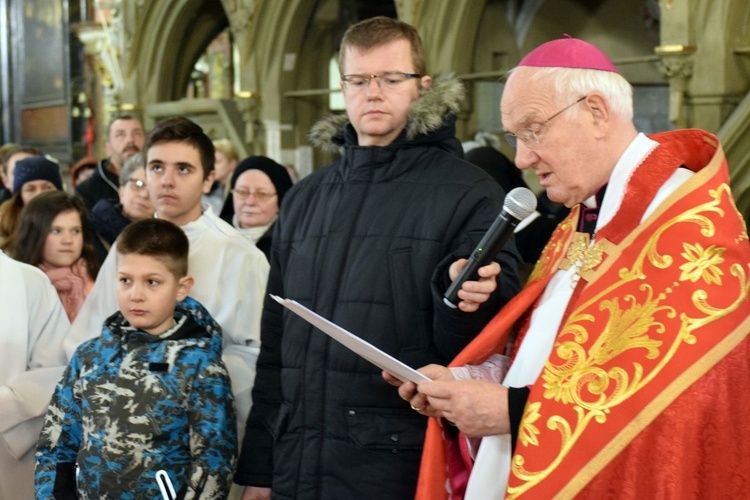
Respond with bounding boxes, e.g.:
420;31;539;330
503;187;537;220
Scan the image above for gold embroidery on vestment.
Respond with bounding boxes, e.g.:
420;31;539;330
559;232;605;285
679;242;726;285
506;184;750;499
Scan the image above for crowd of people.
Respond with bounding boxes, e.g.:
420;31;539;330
0;15;747;500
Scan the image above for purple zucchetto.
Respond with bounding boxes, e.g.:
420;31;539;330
519;35;618;73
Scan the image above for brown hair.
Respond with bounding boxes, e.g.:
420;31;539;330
338;16;427;75
1;145;43;175
0;197;22;251
213;139;239;162
0;143;18;175
144;117;215;179
117;218;189;278
70;156;98;187
12;191;100;279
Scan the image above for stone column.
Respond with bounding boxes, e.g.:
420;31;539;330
235;92;259;155
655;45;696;129
263;120;293;164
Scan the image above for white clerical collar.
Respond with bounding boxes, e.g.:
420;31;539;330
596;133;658;232
582;195;598;209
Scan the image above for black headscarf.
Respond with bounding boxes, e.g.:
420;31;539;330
219;156;294;225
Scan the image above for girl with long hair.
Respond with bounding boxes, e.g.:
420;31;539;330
12;191;99;321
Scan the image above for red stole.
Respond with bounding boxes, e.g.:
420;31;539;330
416;129;750;499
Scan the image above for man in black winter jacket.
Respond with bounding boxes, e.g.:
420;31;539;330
236;16;522;500
75;115;145;210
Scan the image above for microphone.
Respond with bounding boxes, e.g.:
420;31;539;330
443;187;537;308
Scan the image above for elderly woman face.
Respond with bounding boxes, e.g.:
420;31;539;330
119;167;154;220
232;169;279;229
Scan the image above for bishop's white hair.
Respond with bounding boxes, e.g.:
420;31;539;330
509;66;634;121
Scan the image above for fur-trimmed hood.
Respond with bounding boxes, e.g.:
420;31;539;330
309;73;465;154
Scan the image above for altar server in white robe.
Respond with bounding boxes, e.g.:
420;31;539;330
65;117;269;435
0;251;70;499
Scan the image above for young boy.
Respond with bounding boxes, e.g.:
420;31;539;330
36;219;237;499
66;117;269;436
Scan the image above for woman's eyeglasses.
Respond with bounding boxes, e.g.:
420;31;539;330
232;189;277;202
127;178;147;191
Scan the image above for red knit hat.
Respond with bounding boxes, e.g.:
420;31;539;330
519;35;618;73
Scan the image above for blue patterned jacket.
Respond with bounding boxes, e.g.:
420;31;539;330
35;297;237;499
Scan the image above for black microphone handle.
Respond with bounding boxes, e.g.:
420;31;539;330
443;210;518;308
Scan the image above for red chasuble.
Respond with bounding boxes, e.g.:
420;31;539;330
417;129;750;499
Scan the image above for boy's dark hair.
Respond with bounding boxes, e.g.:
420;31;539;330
143;117;215;179
117;218;189;278
12;191;100;279
338;16;427;75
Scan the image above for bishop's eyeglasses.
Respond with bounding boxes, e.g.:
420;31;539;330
504;95;587;149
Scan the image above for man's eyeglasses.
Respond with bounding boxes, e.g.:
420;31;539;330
341;72;422;92
504;95;587;149
127;178;147;191
233;189;277;202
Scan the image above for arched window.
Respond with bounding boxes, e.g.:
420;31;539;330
329;55;345;111
187;28;234;99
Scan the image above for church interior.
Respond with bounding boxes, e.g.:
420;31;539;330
1;0;749;219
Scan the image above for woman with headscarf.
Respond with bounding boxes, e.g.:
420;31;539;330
219;156;294;260
0;156;63;251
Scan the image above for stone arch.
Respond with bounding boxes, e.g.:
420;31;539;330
417;0;491;75
128;0;229;107
124;1;249;155
409;0;670;189
240;0;399;168
232;0;342;166
503;0;662;84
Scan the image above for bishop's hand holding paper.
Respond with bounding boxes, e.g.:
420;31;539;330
383;258;502;408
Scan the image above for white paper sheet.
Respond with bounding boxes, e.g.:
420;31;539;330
271;295;431;384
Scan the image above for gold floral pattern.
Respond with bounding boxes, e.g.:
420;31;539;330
518;402;542;447
559;232;606;283
679;242;726;284
507;182;750;499
541;287;671;410
528;216;574;284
